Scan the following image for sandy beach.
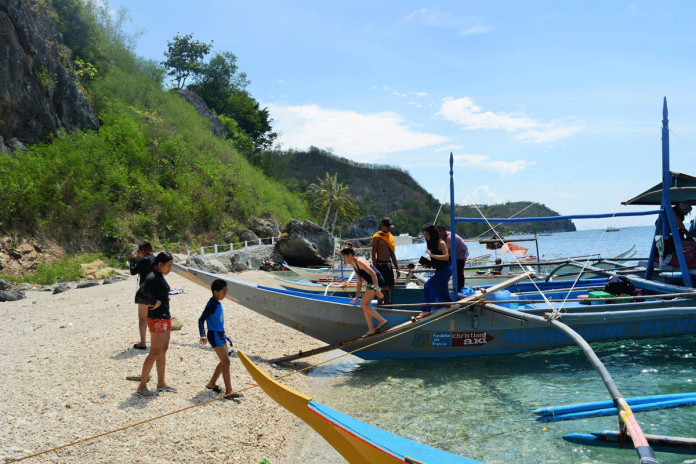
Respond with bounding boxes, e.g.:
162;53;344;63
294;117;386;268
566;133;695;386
0;270;327;463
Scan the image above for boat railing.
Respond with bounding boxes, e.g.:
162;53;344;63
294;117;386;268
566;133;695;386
187;236;276;258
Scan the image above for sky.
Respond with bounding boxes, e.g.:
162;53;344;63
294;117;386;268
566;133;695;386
114;0;696;229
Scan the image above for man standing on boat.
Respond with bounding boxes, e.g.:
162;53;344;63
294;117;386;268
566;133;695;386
436;224;469;293
372;218;400;306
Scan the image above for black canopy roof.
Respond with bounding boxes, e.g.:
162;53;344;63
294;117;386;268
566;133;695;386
622;172;696;206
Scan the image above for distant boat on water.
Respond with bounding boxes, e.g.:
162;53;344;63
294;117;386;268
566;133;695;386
604;226;620;232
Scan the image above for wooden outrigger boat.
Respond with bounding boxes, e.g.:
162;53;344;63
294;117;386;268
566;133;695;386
237;350;485;463
174;99;696;363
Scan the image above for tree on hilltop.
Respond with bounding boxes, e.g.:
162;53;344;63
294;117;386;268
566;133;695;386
188;51;276;152
162;33;212;89
305;172;359;233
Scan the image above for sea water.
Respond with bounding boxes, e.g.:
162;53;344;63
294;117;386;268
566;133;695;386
285;227;696;464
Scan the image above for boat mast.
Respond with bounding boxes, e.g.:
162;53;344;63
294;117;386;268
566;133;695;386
645;98;692;286
450;152;458;298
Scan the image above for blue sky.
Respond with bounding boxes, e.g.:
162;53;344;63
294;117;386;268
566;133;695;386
115;1;696;229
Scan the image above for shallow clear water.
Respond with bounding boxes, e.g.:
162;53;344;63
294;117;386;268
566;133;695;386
285;227;696;464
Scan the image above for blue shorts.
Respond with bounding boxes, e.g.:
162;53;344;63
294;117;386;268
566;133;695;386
207;330;226;348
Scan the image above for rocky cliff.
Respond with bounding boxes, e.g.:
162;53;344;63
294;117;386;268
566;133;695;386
0;0;98;147
179;90;224;137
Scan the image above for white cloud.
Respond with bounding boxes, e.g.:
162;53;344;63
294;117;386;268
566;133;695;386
472;185;503;204
399;8;490;36
436;145;463;152
264;103;448;162
452;153;536;174
407;101;422;108
458;25;491;36
411;91;429;97
437;97;584;143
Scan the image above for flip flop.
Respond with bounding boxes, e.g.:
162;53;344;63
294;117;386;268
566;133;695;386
133;390;156;398
156;385;177;393
361;332;377;339
222;393;244;400
375;321;389;333
206;385;222;393
413;312;431;322
133;344;147;350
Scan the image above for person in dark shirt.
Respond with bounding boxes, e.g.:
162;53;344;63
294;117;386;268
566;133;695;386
198;279;242;400
134;252;175;398
130;242;155;350
340;244;389;338
490;258;503;275
414;224;452;321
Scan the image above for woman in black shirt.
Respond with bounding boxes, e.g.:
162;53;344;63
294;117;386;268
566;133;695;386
134;252;175;397
414;224;452;321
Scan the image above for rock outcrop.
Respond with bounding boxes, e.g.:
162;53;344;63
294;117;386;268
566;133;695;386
344;216;378;248
274;220;335;267
248;218;280;239
179;90;224;137
0;0;98;146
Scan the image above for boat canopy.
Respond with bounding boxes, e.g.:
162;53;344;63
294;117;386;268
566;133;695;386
622;171;696;206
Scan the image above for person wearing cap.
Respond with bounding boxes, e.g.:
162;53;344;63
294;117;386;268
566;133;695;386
372;217;400;306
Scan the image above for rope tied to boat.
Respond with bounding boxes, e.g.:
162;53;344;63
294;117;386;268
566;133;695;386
544;310;562;321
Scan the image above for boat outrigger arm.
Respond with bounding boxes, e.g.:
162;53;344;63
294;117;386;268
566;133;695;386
448;97;693;289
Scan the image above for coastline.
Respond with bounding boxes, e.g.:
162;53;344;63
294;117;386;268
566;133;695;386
0;270;326;463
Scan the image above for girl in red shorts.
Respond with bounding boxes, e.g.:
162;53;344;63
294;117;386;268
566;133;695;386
134;252;176;397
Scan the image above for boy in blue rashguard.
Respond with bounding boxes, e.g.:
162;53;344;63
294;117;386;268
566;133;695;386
198;279;241;399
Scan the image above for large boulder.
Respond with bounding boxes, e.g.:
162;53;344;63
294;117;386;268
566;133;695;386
344;216;378;248
239;230;259;244
0;279;10;291
274;220;335;267
0;0;98;145
248;218;280;239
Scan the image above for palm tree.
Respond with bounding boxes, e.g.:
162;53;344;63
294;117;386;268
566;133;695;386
305;172;359;231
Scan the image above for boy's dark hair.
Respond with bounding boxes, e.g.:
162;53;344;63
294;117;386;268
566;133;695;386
211;279;227;294
435;224;447;232
138;242;153;254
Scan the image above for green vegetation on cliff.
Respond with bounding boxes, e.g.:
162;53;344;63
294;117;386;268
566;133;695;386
0;0;308;252
0;0;574;255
